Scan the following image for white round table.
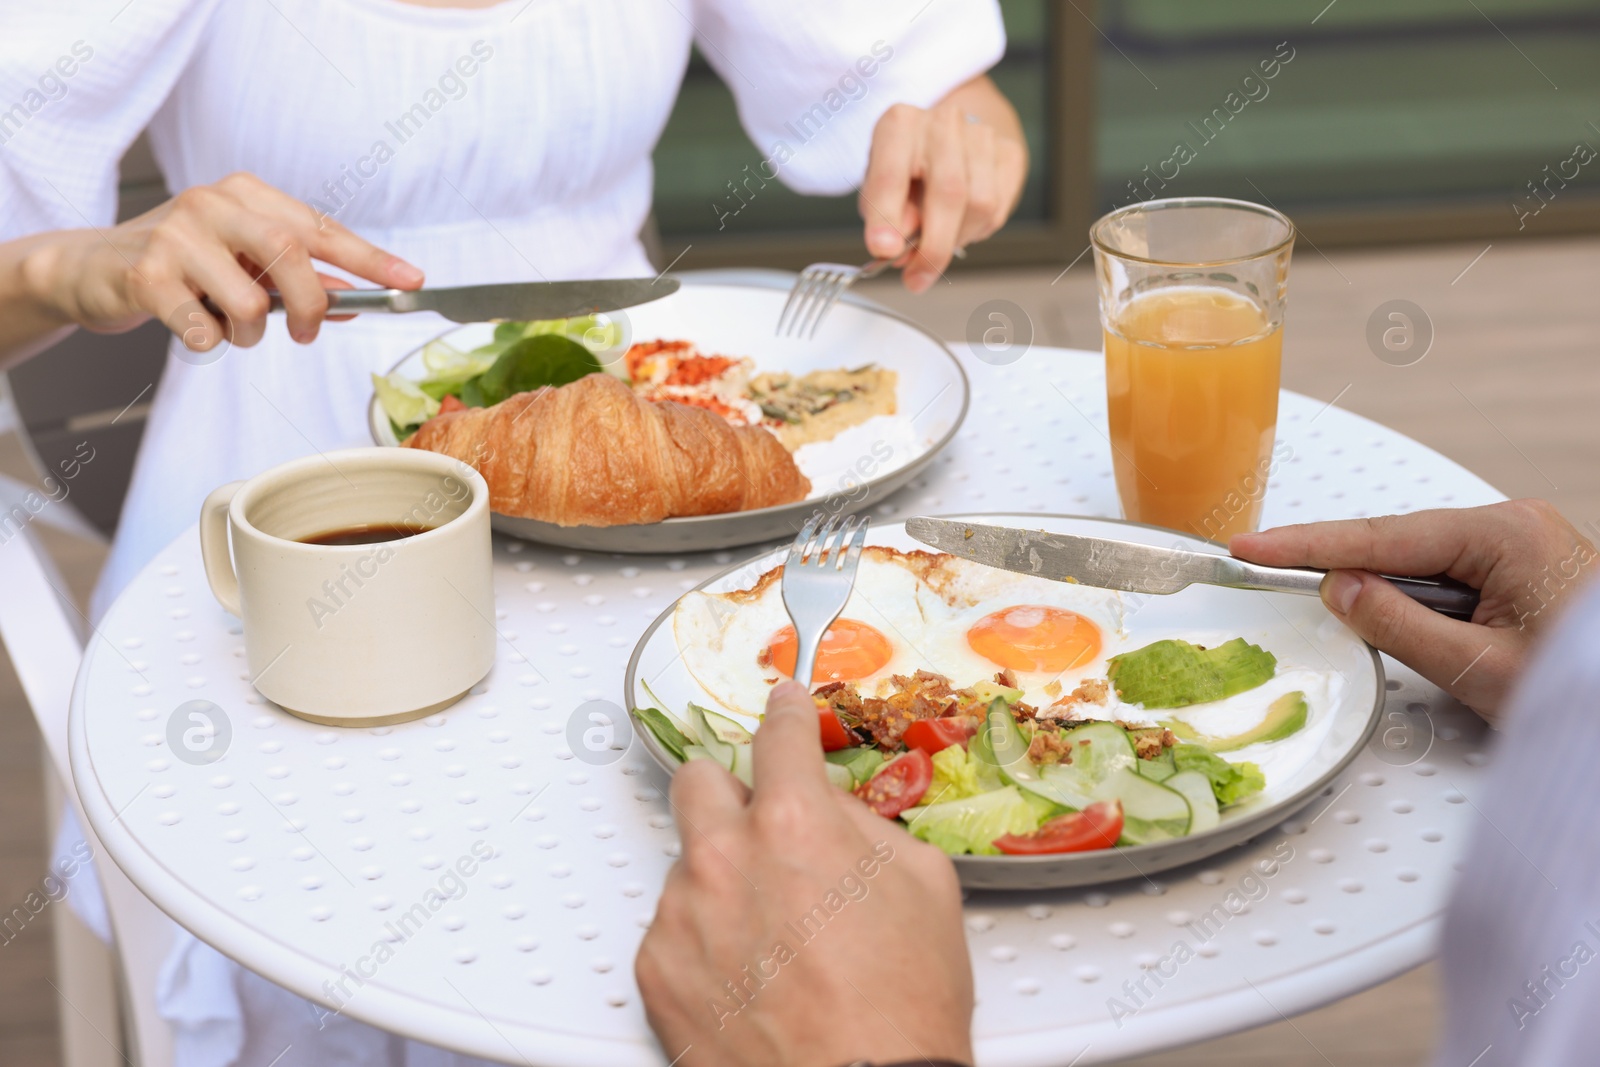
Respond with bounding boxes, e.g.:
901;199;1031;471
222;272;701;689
70;347;1503;1066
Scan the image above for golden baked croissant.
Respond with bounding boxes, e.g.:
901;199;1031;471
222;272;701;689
405;373;811;526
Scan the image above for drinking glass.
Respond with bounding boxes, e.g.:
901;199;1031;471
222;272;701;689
1091;197;1295;541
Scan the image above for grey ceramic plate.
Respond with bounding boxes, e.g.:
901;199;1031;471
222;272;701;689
624;513;1384;890
368;279;969;554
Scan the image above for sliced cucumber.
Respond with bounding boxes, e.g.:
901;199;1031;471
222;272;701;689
730;742;754;788
1136;748;1177;783
825;746;885;787
687;704;736;772
823;761;855;792
1093;768;1191;844
1039;762;1096;809
640;679;694;737
633;706;691;763
695;705;754;746
979;700;1089;812
1062;721;1137;780
968;710;997;765
1165;770;1220;834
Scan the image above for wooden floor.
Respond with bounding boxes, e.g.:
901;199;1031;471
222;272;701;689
4;233;1598;1066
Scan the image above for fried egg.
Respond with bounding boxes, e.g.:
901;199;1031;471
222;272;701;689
673;547;1127;719
910;556;1125;707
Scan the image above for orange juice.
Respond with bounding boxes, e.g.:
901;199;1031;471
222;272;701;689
1103;286;1282;541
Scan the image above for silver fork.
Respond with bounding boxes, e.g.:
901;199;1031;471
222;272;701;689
776;237;928;340
780;512;871;686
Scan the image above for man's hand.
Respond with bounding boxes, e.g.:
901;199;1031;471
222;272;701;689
18;171;422;354
859;74;1027;294
1231;500;1597;724
636;682;974;1067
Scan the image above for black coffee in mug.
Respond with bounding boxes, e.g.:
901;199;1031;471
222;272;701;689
298;523;436;547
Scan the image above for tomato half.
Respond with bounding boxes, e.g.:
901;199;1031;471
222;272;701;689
855;749;933;818
439;394;467;414
818;710;856;752
903;717;977;757
992;801;1124;855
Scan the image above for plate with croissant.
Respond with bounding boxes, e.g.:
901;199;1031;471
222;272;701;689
366;280;969;553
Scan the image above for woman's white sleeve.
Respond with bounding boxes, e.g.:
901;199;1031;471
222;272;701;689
0;0;219;238
692;0;1006;196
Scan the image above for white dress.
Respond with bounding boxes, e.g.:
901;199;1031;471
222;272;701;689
2;1;1004;1064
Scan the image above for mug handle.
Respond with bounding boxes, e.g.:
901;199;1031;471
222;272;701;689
200;481;244;616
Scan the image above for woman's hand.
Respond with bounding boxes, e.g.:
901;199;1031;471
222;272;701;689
1231;501;1598;725
18;171;422;354
859;74;1027;294
636;681;974;1067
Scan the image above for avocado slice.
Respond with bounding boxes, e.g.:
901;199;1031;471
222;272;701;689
1163;691;1308;753
1107;638;1277;708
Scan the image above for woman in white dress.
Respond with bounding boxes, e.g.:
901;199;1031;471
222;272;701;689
1;1;1024;1063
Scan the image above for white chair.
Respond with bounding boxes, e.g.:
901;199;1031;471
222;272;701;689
0;518;177;1067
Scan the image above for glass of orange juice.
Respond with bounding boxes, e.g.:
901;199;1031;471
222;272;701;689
1091;197;1295;541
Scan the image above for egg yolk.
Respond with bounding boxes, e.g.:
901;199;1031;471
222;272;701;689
764;618;894;682
966;605;1102;674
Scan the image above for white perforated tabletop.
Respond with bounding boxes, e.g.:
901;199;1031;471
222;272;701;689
70;348;1503;1066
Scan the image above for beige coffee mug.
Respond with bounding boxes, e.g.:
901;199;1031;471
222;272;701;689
199;447;495;726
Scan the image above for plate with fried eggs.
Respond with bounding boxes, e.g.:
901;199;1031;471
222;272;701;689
625;513;1384;889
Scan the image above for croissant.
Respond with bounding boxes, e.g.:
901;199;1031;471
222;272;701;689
405;373;811;526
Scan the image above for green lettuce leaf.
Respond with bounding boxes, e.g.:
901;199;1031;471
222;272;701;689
391;316;624;418
421;338;496;379
633;707;691;763
474;334;602;407
1172;743;1266;806
902;785;1040;856
465;316;626;376
371;372;440;432
917;744;986;807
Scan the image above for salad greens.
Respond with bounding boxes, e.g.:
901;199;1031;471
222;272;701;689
631;688;1273;857
923;744;988;804
1172;743;1268;807
628;634;1313;857
373;315;626;438
904;786;1040;856
825;746;886;787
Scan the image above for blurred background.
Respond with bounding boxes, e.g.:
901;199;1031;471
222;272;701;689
4;2;1600;1065
654;0;1600;262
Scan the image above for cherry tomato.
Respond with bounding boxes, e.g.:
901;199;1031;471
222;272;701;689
854;749;933;818
818;709;856;752
903;717;977;757
439;394;467;413
992;801;1124;855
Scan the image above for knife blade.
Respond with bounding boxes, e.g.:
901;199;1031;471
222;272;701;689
207;276;680;325
904;516;1480;619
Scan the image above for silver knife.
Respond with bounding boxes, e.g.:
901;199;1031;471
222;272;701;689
206;276;679;325
905;516;1480;619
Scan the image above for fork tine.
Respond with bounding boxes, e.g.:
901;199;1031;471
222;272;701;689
828;514;862;570
844;516;870;567
776;271;811;337
809;513;843;565
781;270;825;338
787;273;825;340
806;272;852;339
817;512;853;569
790;271;830;340
789;512;822;565
797;270;843;339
